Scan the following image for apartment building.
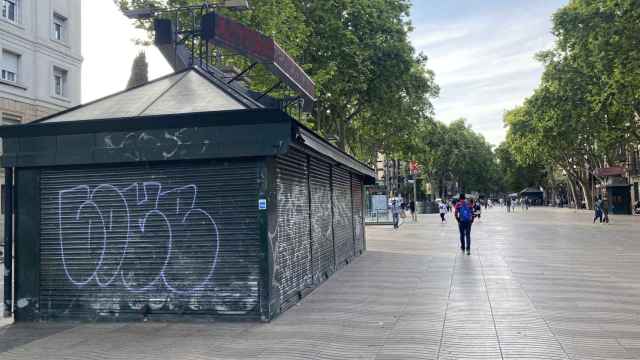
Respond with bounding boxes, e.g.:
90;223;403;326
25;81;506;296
1;0;81;242
1;0;81;125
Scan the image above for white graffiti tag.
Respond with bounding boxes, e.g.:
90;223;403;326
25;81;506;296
58;182;219;295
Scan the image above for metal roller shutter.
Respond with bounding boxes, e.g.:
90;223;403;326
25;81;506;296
351;175;365;255
39;160;261;320
276;148;311;310
332;167;354;267
309;156;334;283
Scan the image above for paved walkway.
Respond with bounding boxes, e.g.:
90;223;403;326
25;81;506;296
0;208;639;359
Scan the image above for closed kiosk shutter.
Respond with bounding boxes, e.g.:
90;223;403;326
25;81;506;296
39;160;261;320
351;175;365;255
332;167;354;267
276;148;311;310
309;156;334;282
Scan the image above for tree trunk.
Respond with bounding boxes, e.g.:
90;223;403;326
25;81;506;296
567;178;579;209
577;177;593;210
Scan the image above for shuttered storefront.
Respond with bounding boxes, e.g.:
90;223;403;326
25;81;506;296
309;156;334;283
332;167;354;268
276;149;312;310
39;160;261;319
351;175;365;255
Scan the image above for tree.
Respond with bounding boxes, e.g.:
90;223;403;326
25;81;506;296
115;0;439;164
503;0;639;209
299;0;439;158
126;51;149;89
552;0;640;142
494;142;547;193
415;119;501;197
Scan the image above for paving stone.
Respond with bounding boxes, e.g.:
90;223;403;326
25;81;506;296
0;208;639;359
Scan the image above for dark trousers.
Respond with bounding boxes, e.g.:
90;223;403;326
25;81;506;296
458;221;472;250
594;210;602;223
440;213;445;222
393;213;399;228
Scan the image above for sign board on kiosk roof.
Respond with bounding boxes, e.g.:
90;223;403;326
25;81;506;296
201;12;316;105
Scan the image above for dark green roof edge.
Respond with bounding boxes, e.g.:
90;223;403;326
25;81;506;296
0;108;374;180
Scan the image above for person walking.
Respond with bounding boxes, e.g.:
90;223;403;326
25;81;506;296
594;195;604;224
409;200;417;222
439;200;447;223
390;199;401;229
455;193;474;255
474;199;482;222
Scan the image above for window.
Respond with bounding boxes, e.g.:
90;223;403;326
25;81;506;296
53;13;67;41
1;50;19;83
1;0;18;22
53;66;68;97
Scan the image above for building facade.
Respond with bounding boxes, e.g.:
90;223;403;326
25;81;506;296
1;0;81;124
1;0;81;246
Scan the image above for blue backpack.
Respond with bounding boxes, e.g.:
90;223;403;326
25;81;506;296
459;202;473;222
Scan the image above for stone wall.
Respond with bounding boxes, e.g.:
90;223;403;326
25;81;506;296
0;97;58;123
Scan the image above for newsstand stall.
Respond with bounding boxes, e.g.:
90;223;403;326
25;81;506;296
0;66;374;322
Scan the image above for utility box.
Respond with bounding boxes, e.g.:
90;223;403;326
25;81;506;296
0;68;374;321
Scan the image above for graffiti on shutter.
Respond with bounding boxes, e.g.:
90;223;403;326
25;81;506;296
352;175;365;254
309;156;334;283
332;167;353;268
275;149;311;310
39;161;260;319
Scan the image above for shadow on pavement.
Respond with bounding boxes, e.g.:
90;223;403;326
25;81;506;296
0;322;77;354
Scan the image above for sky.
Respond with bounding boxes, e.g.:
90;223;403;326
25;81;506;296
81;1;172;104
81;0;568;145
409;0;569;144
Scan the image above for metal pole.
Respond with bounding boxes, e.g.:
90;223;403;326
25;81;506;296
3;167;13;318
413;179;417;222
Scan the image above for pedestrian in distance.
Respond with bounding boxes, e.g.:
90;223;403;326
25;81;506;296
400;199;407;220
455;193;474;255
506;197;511;213
594;195;604;224
390;199;401;229
439;201;447;223
474;199;482;222
409;200;417;222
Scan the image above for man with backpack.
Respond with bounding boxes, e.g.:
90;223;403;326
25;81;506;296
455;193;474;255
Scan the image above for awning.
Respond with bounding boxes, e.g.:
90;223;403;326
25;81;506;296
594;166;625;177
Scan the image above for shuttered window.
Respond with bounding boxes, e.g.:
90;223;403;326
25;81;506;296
1;50;19;83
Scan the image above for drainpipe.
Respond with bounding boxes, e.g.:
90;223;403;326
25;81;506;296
3;167;13;318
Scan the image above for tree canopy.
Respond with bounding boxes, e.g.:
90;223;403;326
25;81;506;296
503;0;639;209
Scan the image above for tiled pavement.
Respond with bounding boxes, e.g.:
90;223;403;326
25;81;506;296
0;208;639;359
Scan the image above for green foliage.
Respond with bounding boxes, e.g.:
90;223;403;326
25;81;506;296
495;142;547;193
416;119;501;196
126;51;149;89
553;0;640;141
503;0;640;209
299;0;439;160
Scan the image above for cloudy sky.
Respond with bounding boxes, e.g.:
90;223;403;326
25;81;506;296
82;0;567;145
409;0;568;144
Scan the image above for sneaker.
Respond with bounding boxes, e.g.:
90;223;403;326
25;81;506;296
466;249;471;255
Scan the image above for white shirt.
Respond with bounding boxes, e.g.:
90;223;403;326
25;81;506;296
439;203;447;214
